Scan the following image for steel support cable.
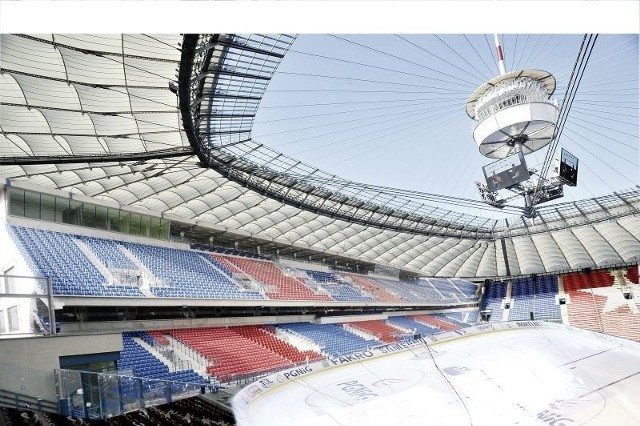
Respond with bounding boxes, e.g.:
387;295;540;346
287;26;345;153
514;34;531;70
562;134;630;192
568;115;639;145
520;35;546;70
510;34;519;74
463;34;496;79
533;34;597;201
571;100;639;111
287;49;477;89
251;171;524;220
482;35;498;73
259;97;471;109
275;71;472;93
256;99;442;124
328;35;481;88
546;35;598;168
571;105;639;120
254;101;460;140
562;127;637;168
274;105;462;161
286;173;525;214
396;35;491;83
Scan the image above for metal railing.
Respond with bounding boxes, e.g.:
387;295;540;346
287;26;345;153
0;389;58;413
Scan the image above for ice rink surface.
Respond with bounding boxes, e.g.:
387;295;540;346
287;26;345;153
233;321;640;426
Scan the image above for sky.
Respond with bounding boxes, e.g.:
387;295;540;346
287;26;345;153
251;33;639;218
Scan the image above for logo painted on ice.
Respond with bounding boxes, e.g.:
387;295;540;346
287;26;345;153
305;369;424;409
443;366;471;376
536;410;574;425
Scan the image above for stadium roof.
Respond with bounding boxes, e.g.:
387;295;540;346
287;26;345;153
1;34;639;278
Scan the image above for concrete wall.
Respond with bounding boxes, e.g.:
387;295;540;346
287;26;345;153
0;333;122;403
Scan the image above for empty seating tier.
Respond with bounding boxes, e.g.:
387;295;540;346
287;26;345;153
480;281;508;322
564;268;640;342
118;332;206;385
508;276;561;321
126;244;264;300
277;323;375;357
213;255;331;301
431;311;478;327
626;265;639;284
305;270;374;302
10;226;143;297
386;316;442;336
345;320;407;342
233;325;323;364
169;327;297;382
411;314;459;331
342;273;403;303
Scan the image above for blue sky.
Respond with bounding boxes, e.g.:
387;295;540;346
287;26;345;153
252;34;638;218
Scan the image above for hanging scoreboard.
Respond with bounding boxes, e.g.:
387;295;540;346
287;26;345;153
483;151;530;192
558;148;578;186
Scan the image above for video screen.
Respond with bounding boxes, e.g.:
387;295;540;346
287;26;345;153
559;148;578;186
483;152;530;192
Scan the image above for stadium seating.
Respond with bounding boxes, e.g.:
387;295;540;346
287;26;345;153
450;278;480;298
118;332;206;385
345;320;408;342
432;311;478;327
125;243;264;300
341;273;403;302
81;236;137;270
564;268;640;341
479;281;508;322
508;276;560;321
429;278;476;300
9;226;143;297
212;255;331;301
625;265;638;284
145;330;171;346
411;314;459;331
305;270;375;302
372;278;440;303
9;224;483;305
233;325;323;364
386;316;441;335
563;269;613;292
277;323;375;356
169;327;300;382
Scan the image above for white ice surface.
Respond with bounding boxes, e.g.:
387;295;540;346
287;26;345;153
233;322;640;426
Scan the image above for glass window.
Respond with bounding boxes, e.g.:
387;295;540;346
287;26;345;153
150;217;161;239
160;219;170;240
7;306;19;331
6;188;171;241
8;188;25;217
82;204;95;228
24;191;40;219
94;206;108;230
140;215;151;237
55;197;69;223
129;214;141;236
119;212;130;234
0;310;5;333
108;209;120;233
40;194;56;222
66;200;83;225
